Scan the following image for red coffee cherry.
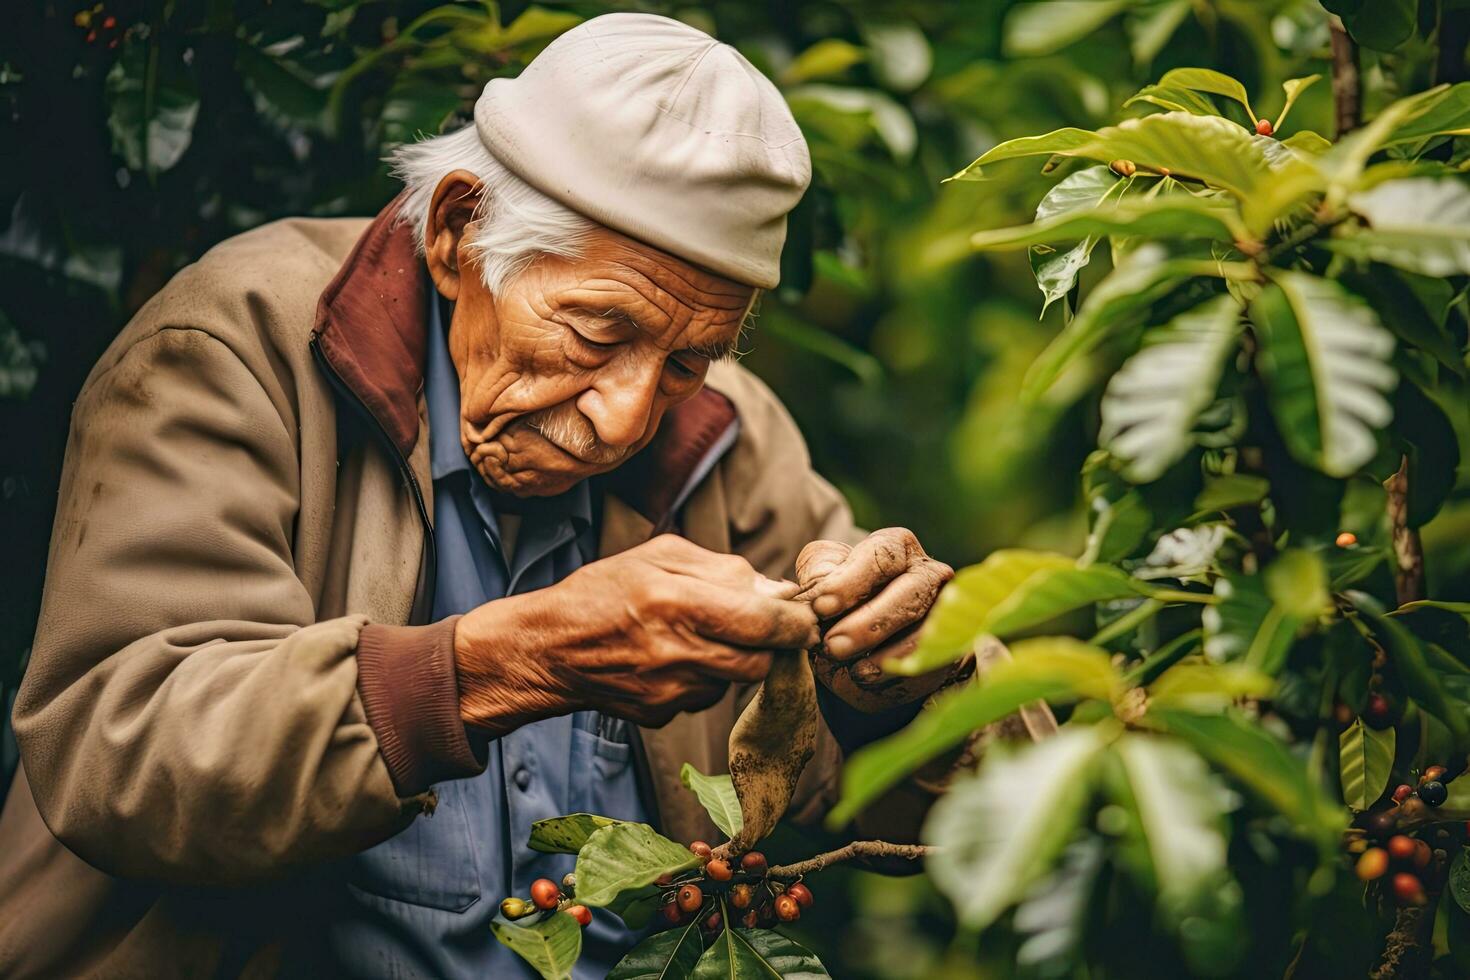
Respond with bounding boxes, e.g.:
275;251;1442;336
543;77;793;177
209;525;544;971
785;882;813;908
705;859;733;881
1392;872;1426;905
1255;118;1274;137
1392;784;1413;804
565;904;592;927
655;873;674;887
1413;839;1432;869
1366;694;1394;728
1387;836;1416;862
742;909;760;929
689;841;712;859
676;884;704;914
1423;766;1447;783
774;894;801;922
703;911;722;933
530;878;561;911
740;852;767;874
662;901;685;925
729;883;754;910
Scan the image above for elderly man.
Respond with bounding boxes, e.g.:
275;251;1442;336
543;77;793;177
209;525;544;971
0;13;962;979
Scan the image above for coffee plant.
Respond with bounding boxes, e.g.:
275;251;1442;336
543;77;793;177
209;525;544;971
827;31;1470;980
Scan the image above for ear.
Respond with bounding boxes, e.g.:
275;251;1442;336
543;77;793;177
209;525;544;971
425;169;483;301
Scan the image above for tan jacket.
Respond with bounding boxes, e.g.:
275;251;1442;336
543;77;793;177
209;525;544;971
0;205;922;977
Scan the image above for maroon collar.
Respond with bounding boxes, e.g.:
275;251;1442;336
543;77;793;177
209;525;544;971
311;199;737;525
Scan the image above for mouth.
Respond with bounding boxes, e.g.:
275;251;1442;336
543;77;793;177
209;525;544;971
520;413;629;467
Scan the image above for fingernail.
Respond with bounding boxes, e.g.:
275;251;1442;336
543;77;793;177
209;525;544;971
826;635;853;657
813;595;842;617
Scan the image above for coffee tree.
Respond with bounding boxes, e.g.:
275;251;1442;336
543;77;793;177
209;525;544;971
829;27;1470;980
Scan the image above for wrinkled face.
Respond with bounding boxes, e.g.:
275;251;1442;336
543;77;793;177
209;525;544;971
426;173;755;497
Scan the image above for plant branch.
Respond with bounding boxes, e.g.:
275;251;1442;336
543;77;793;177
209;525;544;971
1329;16;1361;137
1386;457;1425;605
766;841;934;878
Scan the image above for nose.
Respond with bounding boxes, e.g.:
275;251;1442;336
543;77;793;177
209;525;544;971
576;357;663;448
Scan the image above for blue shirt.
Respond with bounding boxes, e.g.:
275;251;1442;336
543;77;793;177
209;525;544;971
330;292;653;979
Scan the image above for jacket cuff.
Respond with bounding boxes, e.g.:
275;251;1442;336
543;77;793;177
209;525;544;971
356;617;487;797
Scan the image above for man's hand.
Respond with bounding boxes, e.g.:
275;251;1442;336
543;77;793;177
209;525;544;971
797;528;957;712
454;535;818;731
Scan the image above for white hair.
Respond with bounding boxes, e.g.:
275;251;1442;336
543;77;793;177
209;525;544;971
388;124;593;294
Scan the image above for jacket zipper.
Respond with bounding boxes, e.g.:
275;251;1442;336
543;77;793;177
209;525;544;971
309;337;437;625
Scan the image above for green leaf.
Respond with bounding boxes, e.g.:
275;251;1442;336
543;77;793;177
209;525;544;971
973;195;1240;252
1003;1;1130;57
1152;68;1257;121
861;22;931;92
573;823;702;908
679;764;743;840
1100;295;1242;482
1249;271;1396;477
1021;250;1205;403
529;813;620;854
608;919;704;980
1281;131;1333;154
692;927;829;979
1382;83;1470;145
890;551;1151;674
1193;474;1270;515
1206;550;1326;675
1027;167;1123;311
605;885;662;930
106;40;200;176
924;727;1113;930
1127;2;1192;67
1273;75;1323;130
1349;592;1469;740
781;39;866;85
1451;849;1470;916
1013;837;1105;974
491;911;583;980
1147;662;1276;711
1151;709;1343;846
1342;0;1417;52
1338;718;1395;811
1124;83;1221;116
1395;381;1461;528
948;128;1099;181
784;84;916;160
1109;734;1234;915
1330;179;1470;277
834;637;1115;824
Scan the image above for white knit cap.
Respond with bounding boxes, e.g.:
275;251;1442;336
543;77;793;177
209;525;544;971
474;13;810;288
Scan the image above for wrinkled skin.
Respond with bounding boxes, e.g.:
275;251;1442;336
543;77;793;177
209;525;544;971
424;169;754;498
798;528;958;711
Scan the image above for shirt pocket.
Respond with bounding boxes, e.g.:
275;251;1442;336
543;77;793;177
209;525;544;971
346;778;483;913
569;727;635;815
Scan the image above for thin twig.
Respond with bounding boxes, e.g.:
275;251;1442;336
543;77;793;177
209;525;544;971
766;841;934;878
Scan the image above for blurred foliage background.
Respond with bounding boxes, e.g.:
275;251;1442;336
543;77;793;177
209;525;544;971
0;0;1440;975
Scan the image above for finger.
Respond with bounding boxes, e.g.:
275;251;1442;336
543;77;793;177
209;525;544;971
821;558;953;659
679;579;819;650
754;577;801;600
806;528;922;620
796;540;851;592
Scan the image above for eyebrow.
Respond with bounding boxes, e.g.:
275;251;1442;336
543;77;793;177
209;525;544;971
575;307;742;361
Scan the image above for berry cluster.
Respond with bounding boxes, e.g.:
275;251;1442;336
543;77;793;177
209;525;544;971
1349;766;1461;907
653;844;814;931
500;872;591;928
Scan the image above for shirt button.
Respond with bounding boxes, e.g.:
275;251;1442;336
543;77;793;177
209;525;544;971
514;767;532;790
